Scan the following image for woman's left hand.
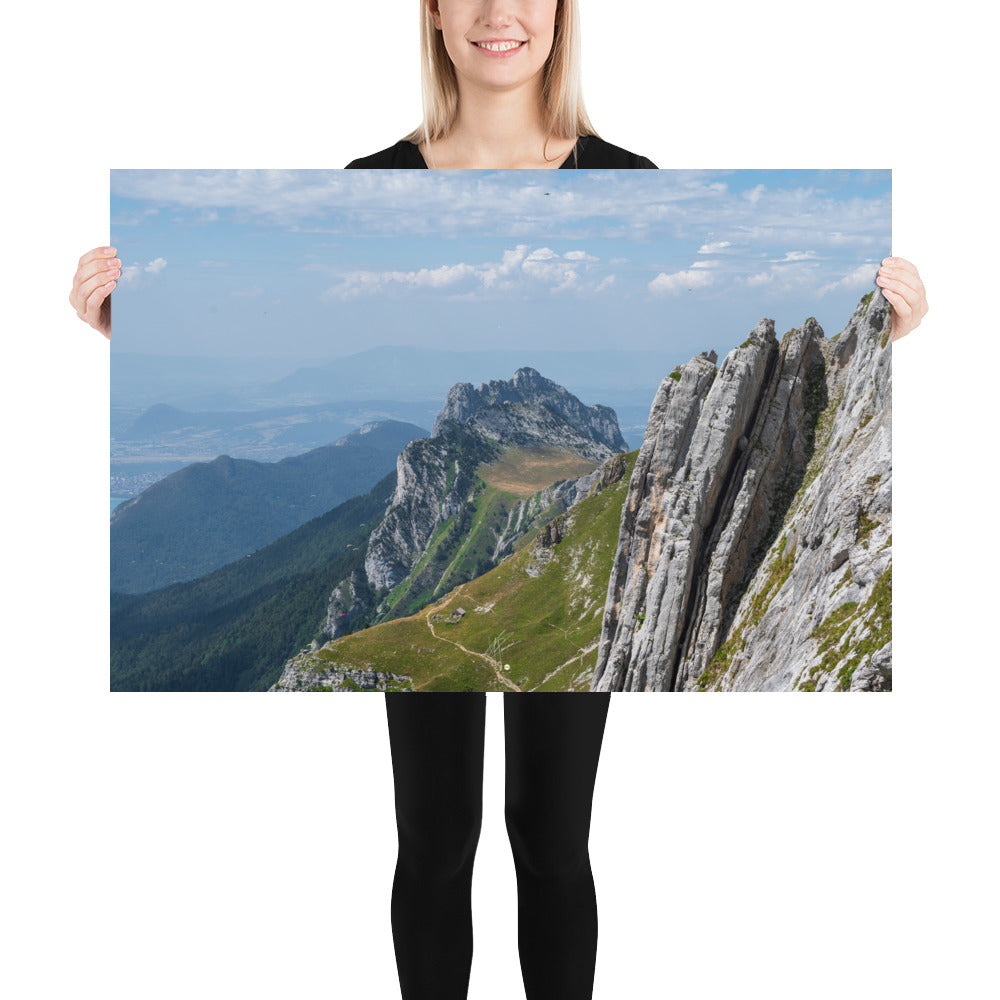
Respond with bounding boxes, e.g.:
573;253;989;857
876;257;928;342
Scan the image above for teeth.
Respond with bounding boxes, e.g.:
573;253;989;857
476;40;523;52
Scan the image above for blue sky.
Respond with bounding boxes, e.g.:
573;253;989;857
110;169;890;362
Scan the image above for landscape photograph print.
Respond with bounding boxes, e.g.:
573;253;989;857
110;169;892;693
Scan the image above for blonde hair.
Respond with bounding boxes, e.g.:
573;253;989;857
402;0;599;161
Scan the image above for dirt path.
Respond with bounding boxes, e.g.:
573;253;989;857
424;586;521;692
535;638;600;690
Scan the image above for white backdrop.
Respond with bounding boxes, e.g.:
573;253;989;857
3;2;995;999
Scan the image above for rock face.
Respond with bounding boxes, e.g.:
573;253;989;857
489;464;605;563
317;568;371;644
365;367;626;596
431;366;626;460
270;653;413;692
591;290;891;692
269;449;631;693
273;365;628;694
363;432;468;594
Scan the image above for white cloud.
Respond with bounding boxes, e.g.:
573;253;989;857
110;206;160;227
554;271;580;293
324;245;605;300
499;245;530;271
328;262;477;299
770;250;821;262
649;269;714;295
818;262;878;296
698;240;732;254
110;170;884;249
120;257;168;284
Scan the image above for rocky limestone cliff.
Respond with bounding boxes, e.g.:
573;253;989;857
270;653;413;692
432;366;626;461
365;368;626;596
363;430;479;594
269;449;631;692
315;568;372;645
490;460;610;563
591;289;891;692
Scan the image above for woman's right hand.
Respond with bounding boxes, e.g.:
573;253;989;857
69;246;120;340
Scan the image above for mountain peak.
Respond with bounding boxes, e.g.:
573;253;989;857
430;368;625;460
512;366;543;384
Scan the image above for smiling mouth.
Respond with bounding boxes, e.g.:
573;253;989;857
471;39;527;53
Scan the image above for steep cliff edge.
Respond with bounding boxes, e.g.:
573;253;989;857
431;366;626;460
270;450;633;692
363;367;626;617
591;289;892;692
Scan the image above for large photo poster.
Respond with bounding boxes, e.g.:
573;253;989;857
111;169;891;692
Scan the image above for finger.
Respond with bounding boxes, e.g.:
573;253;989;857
881;256;919;279
77;245;117;269
880;286;913;320
78;255;121;284
876;274;921;304
880;259;926;302
77;263;121;306
84;279;115;326
878;277;928;327
71;254;119;320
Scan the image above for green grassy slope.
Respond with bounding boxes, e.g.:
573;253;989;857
290;450;638;692
378;445;602;622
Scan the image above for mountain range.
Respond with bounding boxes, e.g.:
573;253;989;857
273;290;891;693
111;420;424;593
112;292;891;692
110;368;625;690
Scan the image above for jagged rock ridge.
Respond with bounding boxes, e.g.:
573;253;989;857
431;366;625;460
270;449;632;692
591;290;891;692
364;368;626;600
272;653;413;693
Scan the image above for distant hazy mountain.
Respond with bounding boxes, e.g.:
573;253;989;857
111;296;892;693
114;399;438;459
262;346;674;402
111;420;424;593
111;367;630;691
113;346;675;418
112;353;300;410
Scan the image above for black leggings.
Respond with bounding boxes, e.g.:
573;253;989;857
385;691;611;1000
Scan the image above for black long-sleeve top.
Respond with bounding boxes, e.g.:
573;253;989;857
345;134;656;169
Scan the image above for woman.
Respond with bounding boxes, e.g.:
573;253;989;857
69;3;928;998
